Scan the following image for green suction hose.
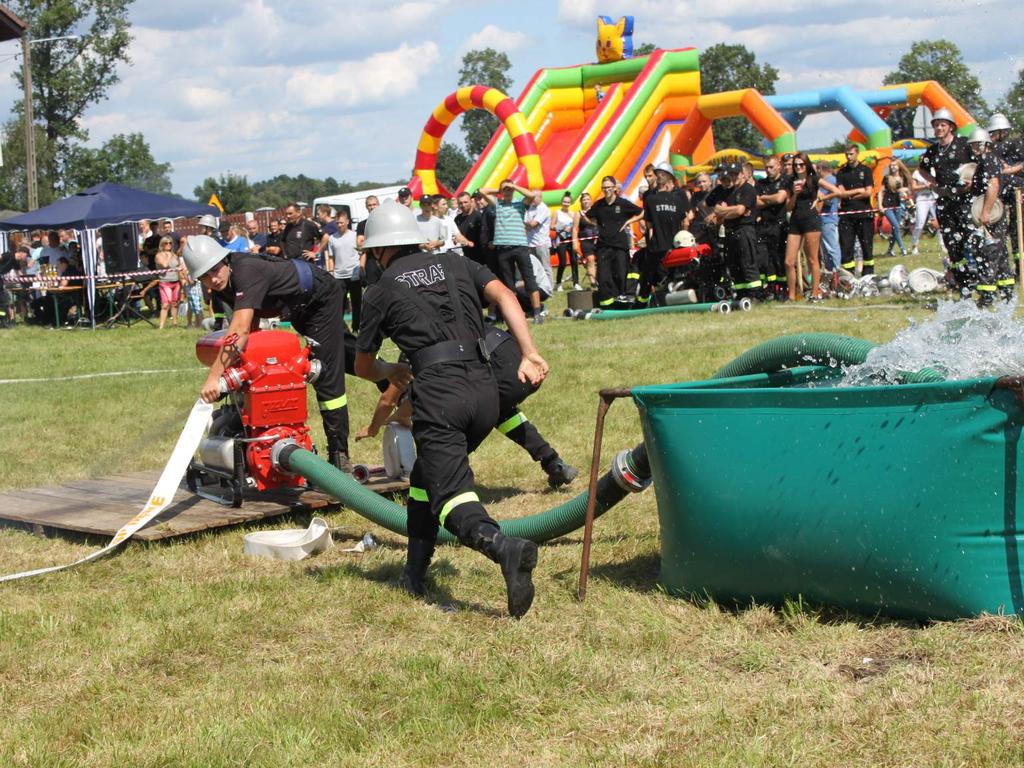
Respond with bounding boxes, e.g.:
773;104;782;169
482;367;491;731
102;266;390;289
272;332;942;545
712;333;945;384
274;442;652;545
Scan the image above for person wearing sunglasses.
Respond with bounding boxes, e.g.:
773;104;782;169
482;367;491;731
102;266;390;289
785;152;840;301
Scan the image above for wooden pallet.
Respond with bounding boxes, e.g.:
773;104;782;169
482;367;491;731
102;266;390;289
0;471;408;541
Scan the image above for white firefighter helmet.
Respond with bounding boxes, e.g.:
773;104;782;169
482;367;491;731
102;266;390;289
930;108;956;127
987;113;1012;133
361;200;427;250
968;127;991;146
182;234;229;279
198;213;219;230
673;230;696;249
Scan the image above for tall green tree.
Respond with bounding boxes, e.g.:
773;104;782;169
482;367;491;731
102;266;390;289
435;142;472;192
995;67;1024;135
9;0;133;200
0;115;58;210
633;42;657;56
882;40;988;139
193;174;254;214
457;48;513;160
66;133;172;194
699;43;779;153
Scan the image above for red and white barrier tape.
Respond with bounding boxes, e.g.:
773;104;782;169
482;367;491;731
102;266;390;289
1;400;213;583
1;268;175;285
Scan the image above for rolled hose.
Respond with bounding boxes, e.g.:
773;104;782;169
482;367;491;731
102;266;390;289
274;442;652;545
576;302;728;320
711;332;945;384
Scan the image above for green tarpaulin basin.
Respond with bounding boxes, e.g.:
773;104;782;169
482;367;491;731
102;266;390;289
632;366;1024;620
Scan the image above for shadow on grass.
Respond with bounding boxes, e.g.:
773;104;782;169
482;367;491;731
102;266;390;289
305;557;505;618
588;551;661;593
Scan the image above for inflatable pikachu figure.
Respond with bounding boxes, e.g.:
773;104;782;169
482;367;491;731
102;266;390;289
596;15;634;64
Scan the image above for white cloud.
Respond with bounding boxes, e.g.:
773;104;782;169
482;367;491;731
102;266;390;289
462;25;527;53
284;42;440;109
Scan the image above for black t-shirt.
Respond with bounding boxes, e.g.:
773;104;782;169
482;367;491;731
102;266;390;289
212;254;306;317
587;196;642;249
786;175;820;211
919;136;972;195
835;162;874;212
282;219;322;259
455;209;484;262
724;182;756;230
357;250;497;356
971;153;1003;199
755;175;788;225
643;190;689;252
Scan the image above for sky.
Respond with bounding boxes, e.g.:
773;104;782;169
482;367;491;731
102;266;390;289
0;0;1020;198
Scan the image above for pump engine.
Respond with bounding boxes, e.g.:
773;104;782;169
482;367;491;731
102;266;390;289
186;329;320;506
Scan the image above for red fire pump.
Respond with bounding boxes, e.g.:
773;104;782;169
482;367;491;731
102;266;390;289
186;329;320;506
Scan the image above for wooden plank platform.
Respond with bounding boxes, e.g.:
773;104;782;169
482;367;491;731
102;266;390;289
0;472;408;541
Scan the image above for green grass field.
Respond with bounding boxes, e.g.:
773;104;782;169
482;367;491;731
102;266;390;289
3;237;1024;767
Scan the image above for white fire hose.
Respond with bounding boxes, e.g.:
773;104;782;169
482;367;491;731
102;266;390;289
1;400;213;583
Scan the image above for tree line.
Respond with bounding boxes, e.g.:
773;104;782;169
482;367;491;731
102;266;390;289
2;2;1021;213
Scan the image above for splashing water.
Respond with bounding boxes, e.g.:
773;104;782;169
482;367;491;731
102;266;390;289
841;300;1024;386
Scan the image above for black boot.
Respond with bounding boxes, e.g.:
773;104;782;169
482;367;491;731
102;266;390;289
543;457;579;488
469;526;538;618
399;537;435;597
328;450;353;474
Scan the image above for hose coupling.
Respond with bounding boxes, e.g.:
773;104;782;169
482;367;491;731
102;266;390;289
611;447;652;493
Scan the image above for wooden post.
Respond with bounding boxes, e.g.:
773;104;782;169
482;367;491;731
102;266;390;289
1016;188;1023;294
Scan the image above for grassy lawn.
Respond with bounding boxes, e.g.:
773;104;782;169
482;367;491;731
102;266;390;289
3;236;1024;767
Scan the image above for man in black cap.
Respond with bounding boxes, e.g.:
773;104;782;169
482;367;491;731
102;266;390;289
397;187;413;209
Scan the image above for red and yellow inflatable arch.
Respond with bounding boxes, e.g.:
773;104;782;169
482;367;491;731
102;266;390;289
412;85;554;198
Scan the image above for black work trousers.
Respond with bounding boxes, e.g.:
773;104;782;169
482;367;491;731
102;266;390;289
636;248;666;304
756;224;786;289
725;226;760;296
290;273;349;455
839;213;875;274
406;362;500;545
937;198;973;294
596;244;629;306
490;336;557;469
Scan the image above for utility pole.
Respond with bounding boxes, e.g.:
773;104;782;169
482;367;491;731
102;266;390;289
21;33;37;210
19;35;78;211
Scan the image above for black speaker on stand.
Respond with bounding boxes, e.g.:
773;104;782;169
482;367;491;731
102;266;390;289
100;224;139;275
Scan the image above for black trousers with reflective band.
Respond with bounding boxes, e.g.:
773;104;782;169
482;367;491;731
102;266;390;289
407;362;499;541
839;214;874;274
291;274;349;454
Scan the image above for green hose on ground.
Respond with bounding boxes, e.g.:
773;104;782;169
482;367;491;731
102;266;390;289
585;302;726;319
277;332;942;544
277;443;651;545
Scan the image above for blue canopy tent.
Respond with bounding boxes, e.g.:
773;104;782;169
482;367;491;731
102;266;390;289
0;182;218;327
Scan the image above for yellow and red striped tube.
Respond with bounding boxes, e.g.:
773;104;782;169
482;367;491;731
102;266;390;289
413;85;548;195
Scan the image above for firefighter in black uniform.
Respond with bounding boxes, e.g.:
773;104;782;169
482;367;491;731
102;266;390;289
918;108;974;295
359;326;578;488
354;201;548;618
755;155;790;299
966;128;1013;306
709;163;761;299
989;113;1024;270
638;162;690;306
183;235;363;473
835;145;876;275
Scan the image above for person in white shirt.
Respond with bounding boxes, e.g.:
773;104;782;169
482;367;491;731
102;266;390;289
910;168;944;256
414;196;446;252
524;190;553;289
434;197;462;255
325;210;363;330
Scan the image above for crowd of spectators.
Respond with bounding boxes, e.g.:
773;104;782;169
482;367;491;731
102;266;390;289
4;116;1022;328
